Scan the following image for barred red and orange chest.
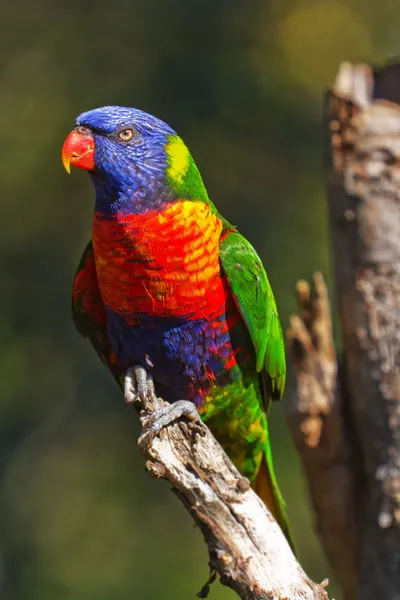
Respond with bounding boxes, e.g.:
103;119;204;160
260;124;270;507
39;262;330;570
92;201;225;320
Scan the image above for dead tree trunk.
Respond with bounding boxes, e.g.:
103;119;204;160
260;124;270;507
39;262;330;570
287;61;400;600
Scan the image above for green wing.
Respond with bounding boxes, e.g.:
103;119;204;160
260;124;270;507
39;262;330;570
219;230;286;404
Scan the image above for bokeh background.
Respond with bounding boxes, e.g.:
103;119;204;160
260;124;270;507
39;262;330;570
1;1;399;599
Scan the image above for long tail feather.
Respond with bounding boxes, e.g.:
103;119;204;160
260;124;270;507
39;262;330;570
255;444;297;554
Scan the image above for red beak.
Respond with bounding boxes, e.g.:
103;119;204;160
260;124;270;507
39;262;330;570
61;130;95;173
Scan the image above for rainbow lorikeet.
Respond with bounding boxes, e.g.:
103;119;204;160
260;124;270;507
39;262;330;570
62;106;293;549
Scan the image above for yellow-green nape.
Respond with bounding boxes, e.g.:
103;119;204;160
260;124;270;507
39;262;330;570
165;136;190;184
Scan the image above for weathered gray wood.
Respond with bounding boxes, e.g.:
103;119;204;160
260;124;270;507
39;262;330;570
328;62;400;600
136;393;329;600
287;61;400;600
287;274;361;600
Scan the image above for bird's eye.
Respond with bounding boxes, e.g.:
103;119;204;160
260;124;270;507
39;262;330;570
75;125;91;136
118;128;134;142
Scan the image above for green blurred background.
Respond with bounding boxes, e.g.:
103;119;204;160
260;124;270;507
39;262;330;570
1;1;398;598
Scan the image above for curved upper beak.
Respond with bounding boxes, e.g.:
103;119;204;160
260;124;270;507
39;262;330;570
61;130;95;173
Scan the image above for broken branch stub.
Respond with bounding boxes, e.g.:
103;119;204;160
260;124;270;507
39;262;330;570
287;61;400;600
287;273;360;600
327;62;400;598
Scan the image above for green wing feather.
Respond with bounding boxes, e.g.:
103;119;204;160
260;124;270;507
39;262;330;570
219;230;286;404
220;231;295;553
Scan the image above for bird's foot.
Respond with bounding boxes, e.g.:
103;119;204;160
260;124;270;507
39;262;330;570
145;400;201;437
124;365;155;405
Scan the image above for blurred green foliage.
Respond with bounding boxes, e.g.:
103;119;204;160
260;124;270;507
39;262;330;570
1;1;398;598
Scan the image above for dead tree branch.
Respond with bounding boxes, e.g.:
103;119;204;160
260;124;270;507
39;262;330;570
287;61;400;600
286;273;361;600
136;393;329;600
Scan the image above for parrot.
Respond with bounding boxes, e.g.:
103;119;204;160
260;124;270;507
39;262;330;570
62;106;294;549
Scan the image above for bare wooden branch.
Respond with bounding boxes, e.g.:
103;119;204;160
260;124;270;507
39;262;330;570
136;393;329;600
327;62;400;600
287;61;400;600
286;273;361;600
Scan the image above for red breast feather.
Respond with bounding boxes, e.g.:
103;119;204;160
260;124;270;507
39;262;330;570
92;200;225;321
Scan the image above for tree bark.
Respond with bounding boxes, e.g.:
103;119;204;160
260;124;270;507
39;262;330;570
286;274;362;600
287;61;400;600
136;393;329;600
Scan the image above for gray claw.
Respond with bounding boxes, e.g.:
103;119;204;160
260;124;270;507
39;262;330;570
146;400;200;436
124;365;155;404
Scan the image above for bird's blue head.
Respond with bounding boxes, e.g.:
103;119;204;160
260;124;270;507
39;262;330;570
62;105;210;215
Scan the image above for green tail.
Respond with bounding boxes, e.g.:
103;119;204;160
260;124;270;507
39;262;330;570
255;433;297;554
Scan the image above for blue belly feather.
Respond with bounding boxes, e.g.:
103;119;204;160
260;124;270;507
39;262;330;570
106;308;242;406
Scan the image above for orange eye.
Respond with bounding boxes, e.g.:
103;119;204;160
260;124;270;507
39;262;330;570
76;125;91;136
118;128;134;142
